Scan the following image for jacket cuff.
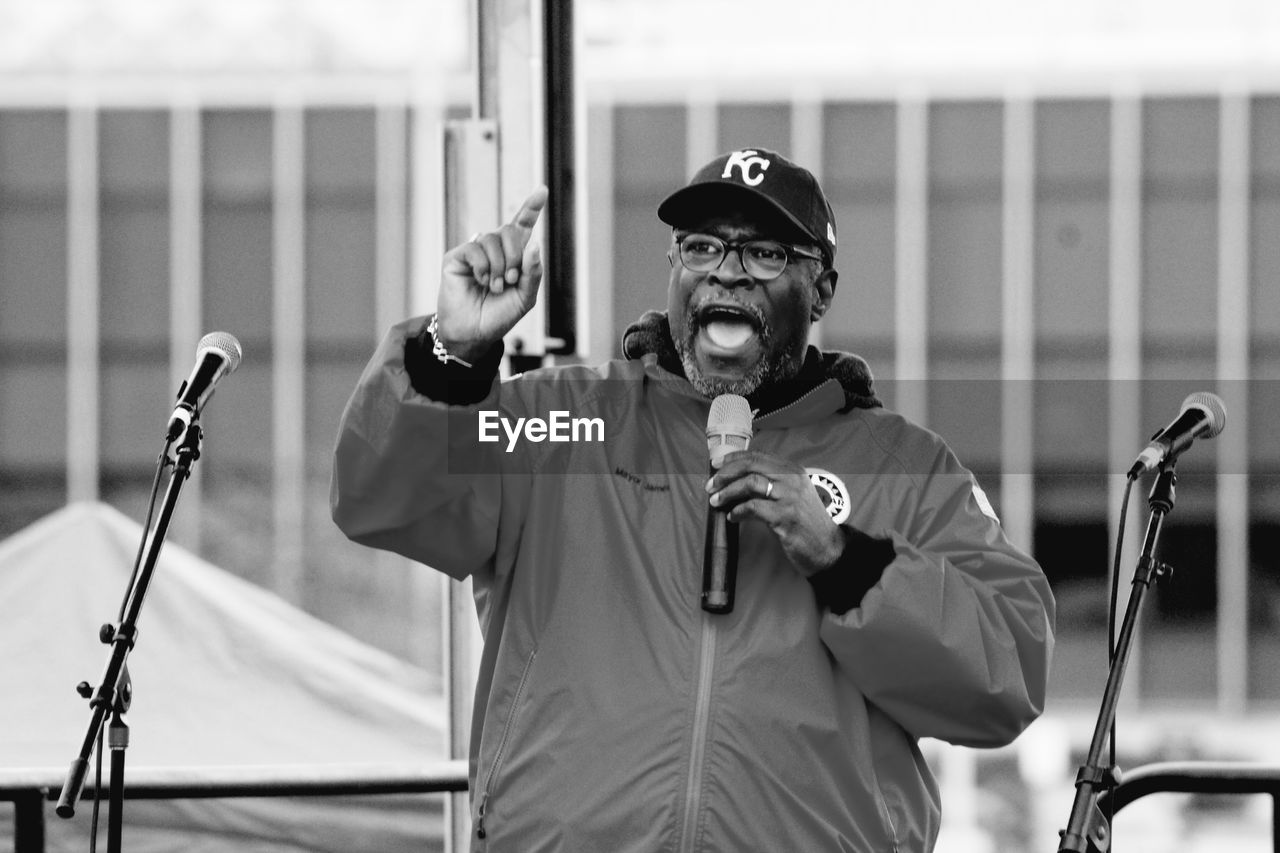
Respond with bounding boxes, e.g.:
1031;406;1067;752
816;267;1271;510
404;318;504;405
808;526;896;615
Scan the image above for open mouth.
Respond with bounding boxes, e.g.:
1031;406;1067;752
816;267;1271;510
695;302;764;353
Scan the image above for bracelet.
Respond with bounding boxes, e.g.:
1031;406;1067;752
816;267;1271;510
427;315;475;368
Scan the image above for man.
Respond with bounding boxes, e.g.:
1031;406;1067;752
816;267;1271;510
331;148;1055;852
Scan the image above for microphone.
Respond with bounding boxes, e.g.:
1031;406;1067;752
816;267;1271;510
167;332;243;440
1127;391;1226;478
703;394;753;614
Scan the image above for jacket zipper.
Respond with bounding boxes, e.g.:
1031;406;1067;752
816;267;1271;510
756;381;830;421
475;647;537;841
674;391;824;852
677;610;718;853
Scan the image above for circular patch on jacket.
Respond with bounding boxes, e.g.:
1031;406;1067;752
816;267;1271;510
806;468;850;524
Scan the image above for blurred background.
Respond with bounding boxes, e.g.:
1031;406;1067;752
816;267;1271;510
1;0;1279;850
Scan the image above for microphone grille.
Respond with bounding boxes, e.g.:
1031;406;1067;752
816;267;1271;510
198;331;244;374
1181;391;1226;438
706;394;753;464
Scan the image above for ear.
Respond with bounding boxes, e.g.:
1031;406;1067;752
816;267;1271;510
810;268;837;322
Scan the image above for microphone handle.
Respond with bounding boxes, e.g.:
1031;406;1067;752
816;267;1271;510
702;508;738;614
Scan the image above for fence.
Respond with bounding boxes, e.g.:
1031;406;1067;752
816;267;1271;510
0;761;469;853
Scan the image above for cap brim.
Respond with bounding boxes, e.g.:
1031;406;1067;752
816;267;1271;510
657;182;818;248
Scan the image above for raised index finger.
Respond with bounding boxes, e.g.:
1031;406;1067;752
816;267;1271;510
510;185;549;232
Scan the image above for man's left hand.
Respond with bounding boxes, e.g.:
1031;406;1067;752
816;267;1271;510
707;450;844;577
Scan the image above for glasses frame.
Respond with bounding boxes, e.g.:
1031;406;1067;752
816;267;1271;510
671;232;825;281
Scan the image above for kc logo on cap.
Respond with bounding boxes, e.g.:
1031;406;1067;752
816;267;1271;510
657;146;838;266
721;149;771;187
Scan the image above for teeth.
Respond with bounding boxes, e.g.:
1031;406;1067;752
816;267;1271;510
705;320;754;350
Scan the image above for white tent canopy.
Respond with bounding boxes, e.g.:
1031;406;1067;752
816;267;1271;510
0;502;449;852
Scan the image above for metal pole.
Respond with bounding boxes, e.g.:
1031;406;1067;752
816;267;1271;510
13;791;44;853
543;0;575;355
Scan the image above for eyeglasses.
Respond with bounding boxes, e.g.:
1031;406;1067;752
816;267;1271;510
673;233;824;281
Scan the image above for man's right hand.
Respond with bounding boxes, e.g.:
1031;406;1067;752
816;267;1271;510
434;186;549;364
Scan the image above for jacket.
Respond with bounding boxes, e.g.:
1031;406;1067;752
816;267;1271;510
330;314;1056;852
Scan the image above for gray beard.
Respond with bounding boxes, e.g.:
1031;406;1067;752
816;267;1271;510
675;315;803;399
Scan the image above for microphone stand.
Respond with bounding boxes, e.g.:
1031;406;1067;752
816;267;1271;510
106;665;132;853
1057;461;1178;853
55;423;204;853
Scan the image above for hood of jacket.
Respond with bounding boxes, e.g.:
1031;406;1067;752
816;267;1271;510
621;309;882;414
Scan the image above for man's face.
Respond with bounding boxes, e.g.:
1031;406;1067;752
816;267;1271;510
666;211;835;399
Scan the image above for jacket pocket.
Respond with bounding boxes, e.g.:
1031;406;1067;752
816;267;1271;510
475;646;538;843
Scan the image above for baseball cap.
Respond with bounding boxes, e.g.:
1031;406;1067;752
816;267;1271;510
658;147;837;266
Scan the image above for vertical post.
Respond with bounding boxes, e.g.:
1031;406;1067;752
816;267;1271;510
440;117;500;853
1001;93;1036;551
685;89;717;180
444;121;503;248
409;76;446;318
1108;92;1144;703
1216;88;1251;715
67;100;100;503
376;101;409;340
13;790;45;853
272;99;307;606
791;93;825;347
376;99;439;673
1272;792;1279;852
582;96;615;362
894;94;929;424
408;71;465;851
543;0;575;355
170;100;204;549
475;0;544;357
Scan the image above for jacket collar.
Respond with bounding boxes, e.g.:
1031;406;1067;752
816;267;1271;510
620;310;882;418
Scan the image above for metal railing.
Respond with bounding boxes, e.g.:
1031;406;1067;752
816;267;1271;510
10;759;1279;851
1096;761;1280;850
0;761;469;853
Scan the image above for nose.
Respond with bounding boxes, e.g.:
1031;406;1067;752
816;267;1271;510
708;247;753;289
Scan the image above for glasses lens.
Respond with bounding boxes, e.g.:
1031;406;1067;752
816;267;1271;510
679;234;725;271
677;234;795;279
741;241;788;279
